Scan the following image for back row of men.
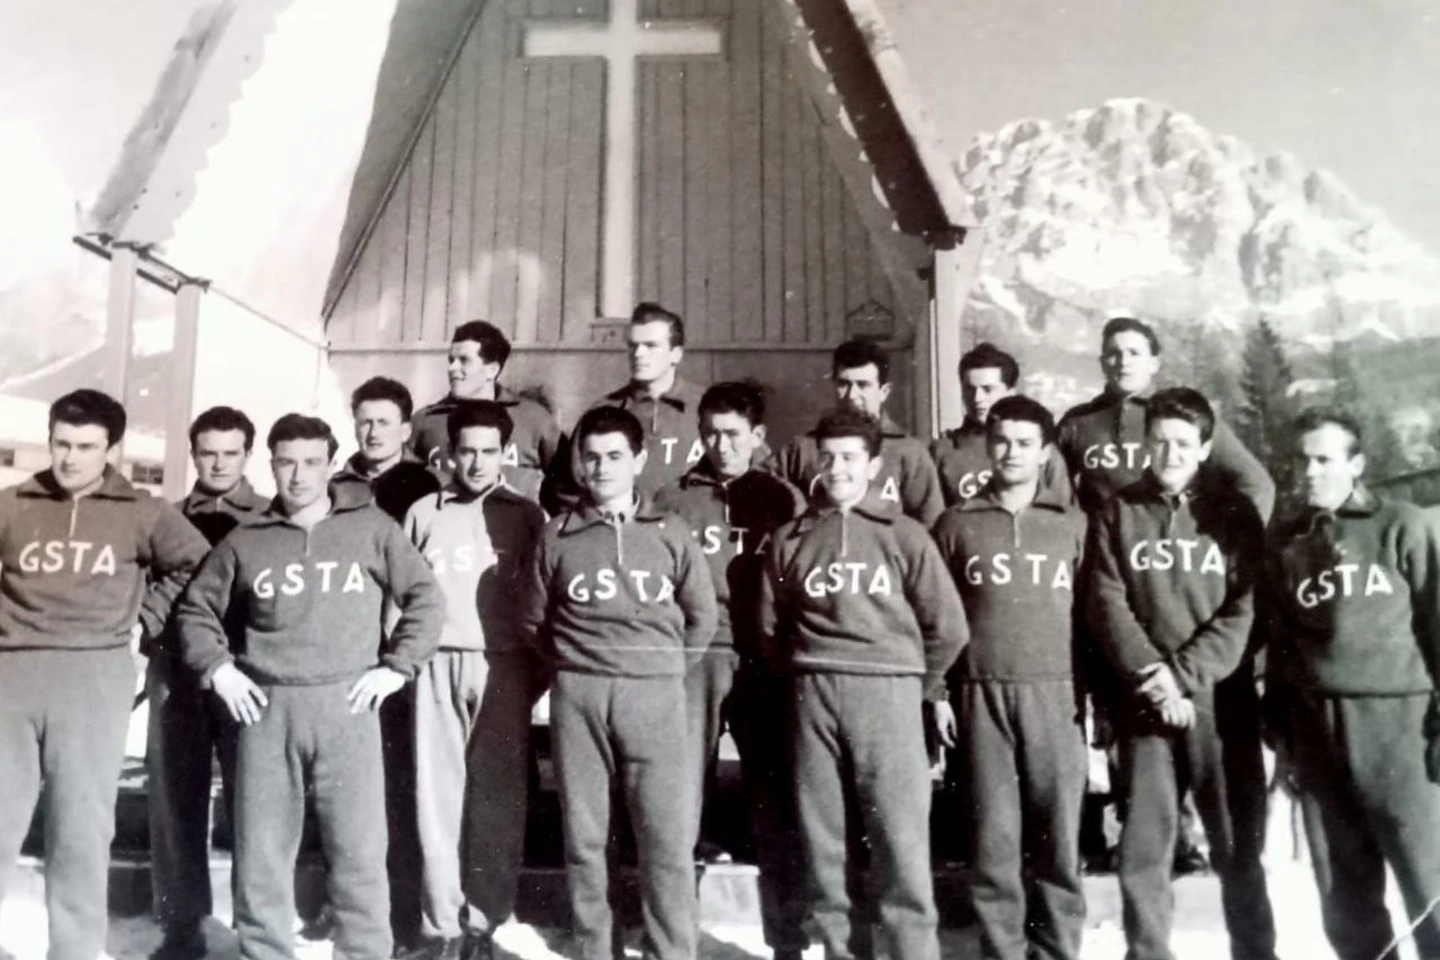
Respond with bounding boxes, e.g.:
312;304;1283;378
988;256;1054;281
0;303;1436;960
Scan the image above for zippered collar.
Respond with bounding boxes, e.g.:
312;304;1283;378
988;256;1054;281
806;412;908;441
959;480;1070;515
18;466;141;502
794;490;898;532
604;377;703;413
1284;484;1381;537
422;383;527;415
1094;385;1156;408
180;476;267;514
334;447;425;484
558;493;667;536
250;480;375;529
434;479;513;508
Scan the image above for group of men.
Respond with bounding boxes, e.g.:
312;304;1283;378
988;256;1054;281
0;303;1438;960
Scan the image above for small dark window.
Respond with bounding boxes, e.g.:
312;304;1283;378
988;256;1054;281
131;463;164;485
0;448;15;468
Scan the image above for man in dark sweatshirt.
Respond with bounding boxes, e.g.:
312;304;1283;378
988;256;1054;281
1265;408;1440;960
0;389;208;960
333;374;442;948
1056;317;1274;521
176;413;443;960
759;406;967;960
931;396;1088;960
930;343;1070;508
1087;388;1276;960
409;321;562;501
147;405;268;960
653;381;807;959
404;401;547;960
777;337;944;526
519;405;717;960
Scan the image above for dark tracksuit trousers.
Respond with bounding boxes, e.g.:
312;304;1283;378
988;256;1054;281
724;663;809;953
551;672;697;960
685;648;738;850
415;651;535;939
792;673;938;960
957;679;1087;960
234;682;390;960
1115;682;1274;960
0;647;134;960
146;653;238;929
1288;690;1440;960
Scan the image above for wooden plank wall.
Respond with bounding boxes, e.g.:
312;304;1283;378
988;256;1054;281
328;0;900;348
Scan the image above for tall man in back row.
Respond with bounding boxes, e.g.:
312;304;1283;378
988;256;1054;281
777;337;945;526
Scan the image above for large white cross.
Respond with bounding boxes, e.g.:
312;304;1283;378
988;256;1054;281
524;0;723;319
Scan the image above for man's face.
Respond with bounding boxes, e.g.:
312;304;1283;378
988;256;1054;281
448;339;501;400
834;363;890;419
816;436;882;506
986;418;1049;488
1146;417;1212;494
1295;423;1365;511
192;429;251;496
962;366;1012;425
627;320;683;386
701;410;766;480
271;438;334;514
49;422;112;494
1100;331;1161;395
580;431;646;505
353;400;411;467
452;425;505;495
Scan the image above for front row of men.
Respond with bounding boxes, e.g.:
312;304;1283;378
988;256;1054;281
4;338;1440;960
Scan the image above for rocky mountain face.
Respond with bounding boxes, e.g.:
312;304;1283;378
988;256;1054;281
956;97;1440;409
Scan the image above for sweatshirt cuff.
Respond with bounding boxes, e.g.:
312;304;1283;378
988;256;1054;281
923;675;949;703
380;653;418;681
198;654;235;690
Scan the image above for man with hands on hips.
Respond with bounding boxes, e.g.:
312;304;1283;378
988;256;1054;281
177;413;443;960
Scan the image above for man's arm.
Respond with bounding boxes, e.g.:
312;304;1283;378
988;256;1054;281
378;523;444;677
139;502;210;642
1401;507;1440;688
1086;503;1167;678
175;541;241;680
903;525;969;701
1206;420;1277;523
756;539;789;672
901;448;945;527
1042;444;1074;506
673;524;720;662
1167;504;1263;693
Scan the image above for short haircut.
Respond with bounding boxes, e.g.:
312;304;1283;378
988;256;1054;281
630;302;685;348
189;405;256;451
350;376;414;421
814;407;883;458
1293;406;1364;457
698;381;766;427
959;342;1019;388
447;400;515;449
50;389;126;447
832;337;890;385
267;413;339;459
452;320;512;369
574;405;644;456
986;395;1056;446
1102;316;1161;356
1145;387;1215;443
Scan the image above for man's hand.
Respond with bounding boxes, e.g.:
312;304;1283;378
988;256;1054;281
1135;662;1183;707
930;699;958;750
1158;696;1196;731
348;667;407;713
211;662;268;726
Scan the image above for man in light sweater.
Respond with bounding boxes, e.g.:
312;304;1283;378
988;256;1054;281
0;389;208;960
177;413;443;960
404;401;547;960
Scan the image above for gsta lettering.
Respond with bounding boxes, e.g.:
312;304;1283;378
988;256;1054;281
1083;443;1149;472
803;562;894;598
880;476;901;503
1296;564;1395;609
657;437;707;466
253;561;367;598
566;568;675;603
425;544;495;575
1128;539;1227;575
502;442;520;467
964;553;1073;590
17;540;117;576
956;470;991;500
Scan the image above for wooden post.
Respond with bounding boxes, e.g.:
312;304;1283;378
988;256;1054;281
163;282;203;501
105;246;138;465
931;231;984;434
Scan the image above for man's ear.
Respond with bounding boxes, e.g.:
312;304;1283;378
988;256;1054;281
877;382;892;406
753;424;768;444
1197;439;1214;463
401;421;414;445
634;448;649;475
865;456;883;481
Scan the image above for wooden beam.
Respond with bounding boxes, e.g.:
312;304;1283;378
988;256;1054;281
931;233;986;434
105;246;138;464
163;283;204;501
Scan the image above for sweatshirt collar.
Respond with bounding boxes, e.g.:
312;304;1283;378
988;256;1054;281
559;493;665;535
181;476;267;513
335;448;424;483
960;479;1070;514
423;383;526;414
1095;385;1155;408
1287;484;1380;535
605;377;703;412
18;465;141;501
795;490;898;531
251;480;375;528
436;479;510;506
807;412;907;441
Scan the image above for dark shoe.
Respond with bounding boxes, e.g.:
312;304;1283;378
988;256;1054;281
460;932;495;960
773;950;804;960
1173;844;1210;876
297;902;337;942
151;922;208;960
694;840;733;865
395;938;451;960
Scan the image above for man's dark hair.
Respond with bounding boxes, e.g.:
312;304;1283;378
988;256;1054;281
832;337;891;385
959;342;1019;388
630;302;685;348
447;400;515;449
698;381;766;428
1293;406;1364;457
267;413;339;459
1145;387;1215;443
189;405;256;452
50;389;126;447
350;376;415;422
1101;316;1161;356
575;405;645;456
452;320;512;369
814;407;883;458
986;395;1056;446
